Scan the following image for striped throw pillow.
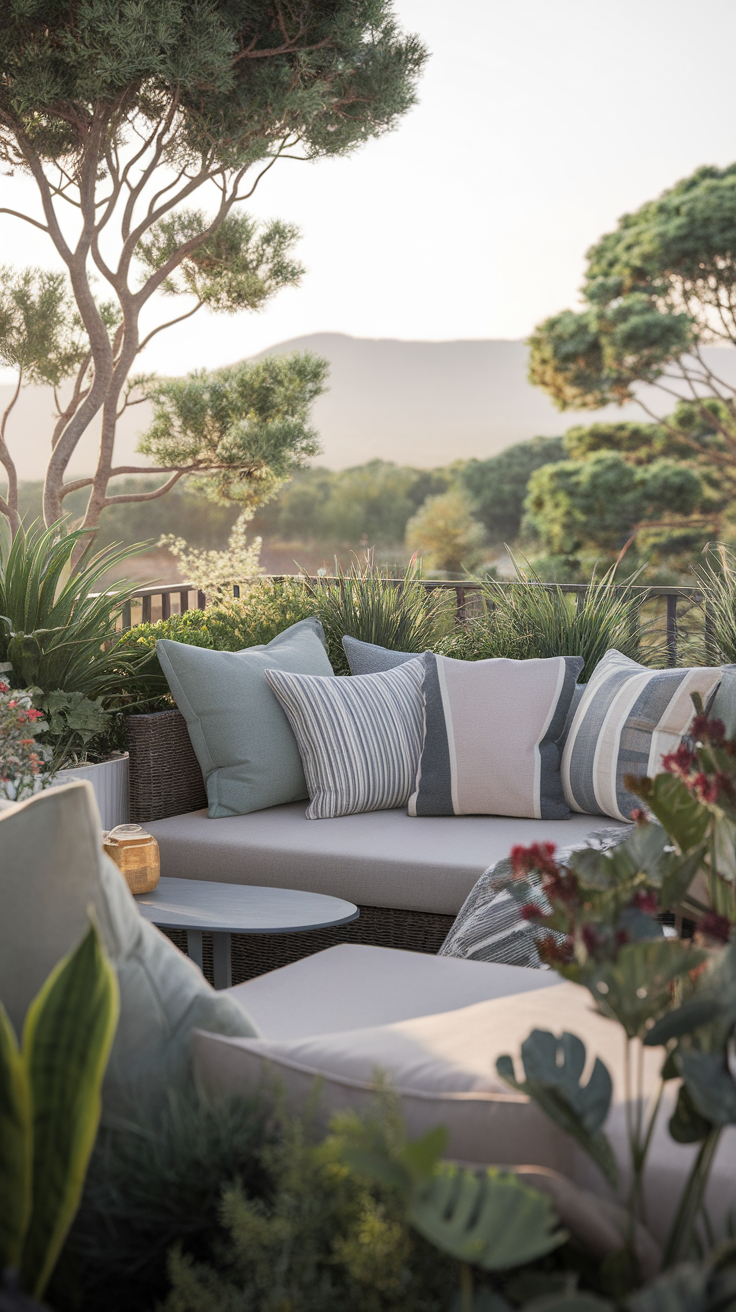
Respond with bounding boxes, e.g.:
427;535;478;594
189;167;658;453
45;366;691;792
264;658;425;819
408;652;583;819
561;649;723;821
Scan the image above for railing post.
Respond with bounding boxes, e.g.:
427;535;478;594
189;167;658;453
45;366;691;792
197;590;206;610
455;585;467;625
666;593;678;667
179;590;189;614
233;584;240;599
142;594;152;624
704;599;716;666
161;590;170;621
121;601;132;632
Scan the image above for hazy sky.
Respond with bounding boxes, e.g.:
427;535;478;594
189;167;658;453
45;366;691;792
2;0;736;380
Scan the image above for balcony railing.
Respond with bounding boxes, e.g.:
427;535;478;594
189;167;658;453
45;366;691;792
117;578;713;668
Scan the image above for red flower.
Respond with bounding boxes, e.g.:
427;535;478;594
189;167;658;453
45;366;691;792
542;867;579;906
630;807;647;824
519;903;544;920
695;912;732;945
692;773;721;804
511;842;558;879
632;890;659;914
536;933;574;966
582;923;603;954
691;714;726;745
662;744;695;778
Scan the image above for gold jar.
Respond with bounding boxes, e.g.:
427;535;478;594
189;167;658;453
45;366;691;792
103;824;160;894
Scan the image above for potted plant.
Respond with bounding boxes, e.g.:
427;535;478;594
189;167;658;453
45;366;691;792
0;523;144;826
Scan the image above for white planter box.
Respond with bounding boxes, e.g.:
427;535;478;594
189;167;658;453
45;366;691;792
54;754;130;830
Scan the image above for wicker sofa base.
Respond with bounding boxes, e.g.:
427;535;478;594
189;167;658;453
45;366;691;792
163;903;455;986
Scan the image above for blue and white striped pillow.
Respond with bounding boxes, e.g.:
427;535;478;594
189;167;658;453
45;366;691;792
561;649;722;821
264;658;425;819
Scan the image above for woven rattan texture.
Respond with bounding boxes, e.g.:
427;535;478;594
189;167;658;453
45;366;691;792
162;904;453;984
127;708;207;822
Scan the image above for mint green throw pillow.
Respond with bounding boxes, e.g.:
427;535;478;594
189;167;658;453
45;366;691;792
157;618;334;817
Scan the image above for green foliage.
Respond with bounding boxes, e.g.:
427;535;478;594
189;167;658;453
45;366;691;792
55;1089;275;1312
528;165;736;490
497;1032;616;1189
0;266;85;388
405;487;487;573
155;1108;459;1312
461;438;566;543
137;210;303;313
35;691;111;769
117;578;319;706
0;522;141;701
523;452;703;558
308;557;449;675
0;1;427;169
339;1119;564;1272
0;684;50;801
440;561;651;681
137;353;329;508
694;546;736;666
255;461;452;549
0;921;119;1299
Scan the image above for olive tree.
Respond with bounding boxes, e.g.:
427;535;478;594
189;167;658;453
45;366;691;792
0;0;426;545
528;164;736;487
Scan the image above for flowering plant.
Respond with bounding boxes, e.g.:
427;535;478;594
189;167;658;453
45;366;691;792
494;702;736;1295
0;680;51;801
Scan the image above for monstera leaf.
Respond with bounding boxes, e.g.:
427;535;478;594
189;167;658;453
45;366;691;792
643;998;723;1048
496;1030;616;1187
581;940;704;1039
410;1163;564;1270
631;774;710;855
340;1124;564;1272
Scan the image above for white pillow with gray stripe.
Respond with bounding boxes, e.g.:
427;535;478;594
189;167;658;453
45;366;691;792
264;659;425;819
561;649;723;822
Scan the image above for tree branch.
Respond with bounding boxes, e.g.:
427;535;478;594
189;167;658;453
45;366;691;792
0;207;49;233
137;299;204;352
103;470;185;503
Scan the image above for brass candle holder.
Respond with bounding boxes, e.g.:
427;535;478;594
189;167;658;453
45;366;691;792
103;823;160;895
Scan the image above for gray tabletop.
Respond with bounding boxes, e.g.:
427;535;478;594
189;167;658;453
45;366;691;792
134;876;359;935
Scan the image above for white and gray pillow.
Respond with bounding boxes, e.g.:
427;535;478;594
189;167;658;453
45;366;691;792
408;652;583;820
342;635;422;675
265;658;425;819
561;649;723;822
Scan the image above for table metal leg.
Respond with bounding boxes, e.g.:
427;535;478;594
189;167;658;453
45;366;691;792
212;931;232;990
186;929;203;971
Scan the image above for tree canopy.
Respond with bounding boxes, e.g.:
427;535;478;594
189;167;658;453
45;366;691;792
0;0;426;547
527;164;736;483
461;437;566;543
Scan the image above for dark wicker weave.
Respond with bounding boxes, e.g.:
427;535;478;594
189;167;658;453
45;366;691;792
129;708;455;978
163;904;454;986
127;708;207;822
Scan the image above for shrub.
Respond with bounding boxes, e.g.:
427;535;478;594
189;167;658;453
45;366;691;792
0;682;49;800
309;557;450;674
440;560;655;682
118;579;319;707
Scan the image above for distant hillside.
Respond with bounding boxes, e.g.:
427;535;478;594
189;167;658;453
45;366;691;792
4;333;736;479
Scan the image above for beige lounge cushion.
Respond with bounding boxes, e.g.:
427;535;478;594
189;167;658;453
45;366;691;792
146;804;621;915
195;977;736;1246
0;781;258;1117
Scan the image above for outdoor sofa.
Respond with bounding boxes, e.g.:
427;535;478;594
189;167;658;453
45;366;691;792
126;706;622;979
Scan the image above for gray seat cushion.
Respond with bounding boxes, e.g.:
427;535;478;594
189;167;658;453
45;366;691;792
146;802;623;915
226;943;559;1038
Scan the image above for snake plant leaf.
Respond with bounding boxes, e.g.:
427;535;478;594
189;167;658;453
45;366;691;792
20;921;119;1298
0;1003;31;1275
643;998;723;1047
678;1050;736;1127
409;1163;565;1270
668;1083;713;1145
497;1032;617;1188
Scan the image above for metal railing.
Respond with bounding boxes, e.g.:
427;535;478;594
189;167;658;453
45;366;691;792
118;578;712;668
